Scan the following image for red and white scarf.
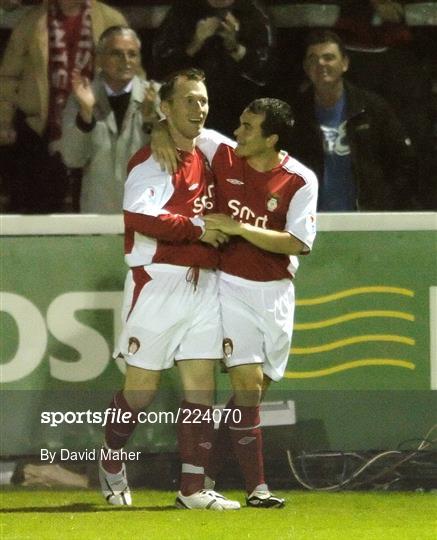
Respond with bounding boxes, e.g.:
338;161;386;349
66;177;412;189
47;0;94;145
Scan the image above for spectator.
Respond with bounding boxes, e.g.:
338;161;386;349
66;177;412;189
289;30;416;211
0;0;127;213
152;0;274;137
61;26;160;213
335;0;434;208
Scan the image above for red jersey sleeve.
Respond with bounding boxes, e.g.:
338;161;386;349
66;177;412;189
124;211;203;243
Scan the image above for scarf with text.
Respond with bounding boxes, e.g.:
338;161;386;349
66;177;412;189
47;0;94;145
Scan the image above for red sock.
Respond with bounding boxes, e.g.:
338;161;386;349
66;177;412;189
229;404;265;494
102;390;139;473
206;397;234;481
177;400;214;496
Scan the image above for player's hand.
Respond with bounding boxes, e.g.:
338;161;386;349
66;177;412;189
200;229;229;248
142;82;159;121
204;213;242;235
150;121;180;173
0;125;16;145
72;68;96;123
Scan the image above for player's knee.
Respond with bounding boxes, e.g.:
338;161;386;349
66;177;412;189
232;367;263;389
183;388;214;406
231;370;263;405
123;389;157;411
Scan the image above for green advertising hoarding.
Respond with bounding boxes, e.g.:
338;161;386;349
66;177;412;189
1;214;436;455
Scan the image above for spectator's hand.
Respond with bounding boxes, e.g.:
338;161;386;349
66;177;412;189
371;0;404;23
150;121;180;173
196;17;221;43
218;12;240;52
204;213;241;235
187;17;221;56
71;68;96;123
200;229;229;248
142;83;159;122
0;125;16;146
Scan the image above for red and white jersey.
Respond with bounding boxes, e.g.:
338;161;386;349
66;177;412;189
197;129;318;281
123;145;218;269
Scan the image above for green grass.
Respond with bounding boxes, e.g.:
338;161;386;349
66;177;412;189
0;487;436;540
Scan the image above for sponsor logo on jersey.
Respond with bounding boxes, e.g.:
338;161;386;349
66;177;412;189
266;193;279;212
228;199;268;228
128;337;140;355
226;178;244;185
193;183;215;213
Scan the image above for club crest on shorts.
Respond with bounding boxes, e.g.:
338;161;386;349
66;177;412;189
223;338;233;359
128;337;140;355
266;193;279;212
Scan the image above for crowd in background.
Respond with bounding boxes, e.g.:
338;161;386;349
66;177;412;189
0;0;436;213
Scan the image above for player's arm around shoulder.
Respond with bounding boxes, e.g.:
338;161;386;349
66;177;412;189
150;124;236;173
196;128;237;164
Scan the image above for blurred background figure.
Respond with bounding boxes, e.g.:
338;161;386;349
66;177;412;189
335;0;434;209
0;0;22;8
61;26;161;213
0;0;127;213
289;30;416;212
152;0;275;137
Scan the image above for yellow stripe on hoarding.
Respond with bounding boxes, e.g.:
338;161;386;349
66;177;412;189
296;286;414;306
285;359;416;379
295;310;415;330
291;334;415;354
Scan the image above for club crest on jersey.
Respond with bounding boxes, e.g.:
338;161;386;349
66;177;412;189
226;178;244;185
128;337;140;355
266;194;279;212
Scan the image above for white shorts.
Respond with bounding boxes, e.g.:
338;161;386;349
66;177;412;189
114;264;223;370
219;272;295;382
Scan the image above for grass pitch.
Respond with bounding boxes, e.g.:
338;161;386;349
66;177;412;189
0;487;436;540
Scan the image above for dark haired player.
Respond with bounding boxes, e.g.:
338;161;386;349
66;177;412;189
153;97;318;507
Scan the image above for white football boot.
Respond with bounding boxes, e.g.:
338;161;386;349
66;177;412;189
246;487;285;508
99;460;132;506
175;489;240;510
204;475;216;490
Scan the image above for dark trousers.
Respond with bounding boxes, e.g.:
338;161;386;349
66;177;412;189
0;110;80;214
